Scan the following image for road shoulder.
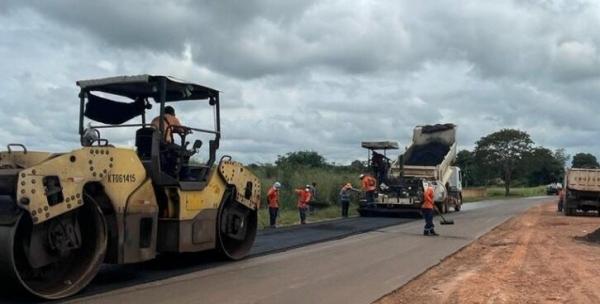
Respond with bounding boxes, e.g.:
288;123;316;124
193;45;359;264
377;203;600;304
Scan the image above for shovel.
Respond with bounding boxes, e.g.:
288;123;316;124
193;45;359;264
434;206;455;225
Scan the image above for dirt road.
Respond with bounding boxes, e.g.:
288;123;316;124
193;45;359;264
378;203;600;304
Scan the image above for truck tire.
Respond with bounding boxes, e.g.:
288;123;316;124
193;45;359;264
437;202;448;214
454;196;462;212
358;209;371;217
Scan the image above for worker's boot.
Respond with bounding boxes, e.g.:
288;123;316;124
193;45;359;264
430;229;439;236
423;230;430;236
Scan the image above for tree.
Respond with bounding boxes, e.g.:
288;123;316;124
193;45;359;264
455;150;475;187
456;149;496;187
572;153;600;169
554;148;570;168
474;129;534;196
349;160;367;172
275;151;327;168
522;147;566;186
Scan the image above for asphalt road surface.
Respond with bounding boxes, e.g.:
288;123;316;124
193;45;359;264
2;197;551;303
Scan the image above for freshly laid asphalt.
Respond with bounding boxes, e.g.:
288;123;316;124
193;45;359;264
252;214;419;256
0;207;419;303
79;214;418;300
0;196;552;303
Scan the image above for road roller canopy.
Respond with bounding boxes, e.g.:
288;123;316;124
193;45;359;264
77;75;220;125
76;75;219;102
76;75;222;177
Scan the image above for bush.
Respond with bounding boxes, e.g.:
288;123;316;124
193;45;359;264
251;165;362;210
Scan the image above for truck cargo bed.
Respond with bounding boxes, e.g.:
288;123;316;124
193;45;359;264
566;168;600;192
404;142;450;166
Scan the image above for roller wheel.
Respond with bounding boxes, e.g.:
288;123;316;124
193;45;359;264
0;197;107;299
217;193;257;260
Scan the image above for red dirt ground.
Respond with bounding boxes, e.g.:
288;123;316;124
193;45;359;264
377;202;600;304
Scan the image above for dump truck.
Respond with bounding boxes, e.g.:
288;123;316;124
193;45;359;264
359;124;462;216
562;168;600;216
0;75;260;299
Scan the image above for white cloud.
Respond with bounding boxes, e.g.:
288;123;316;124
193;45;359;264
0;0;599;165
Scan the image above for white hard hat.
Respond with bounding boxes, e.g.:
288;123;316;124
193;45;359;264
359;174;365;179
273;182;281;188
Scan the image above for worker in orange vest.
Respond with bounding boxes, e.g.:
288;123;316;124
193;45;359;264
360;174;378;204
295;185;312;224
422;182;438;236
267;182;281;228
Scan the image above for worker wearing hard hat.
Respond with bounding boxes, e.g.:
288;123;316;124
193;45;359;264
340;183;360;217
267;182;282;228
422;182;438;236
359;174;378;204
295;185;312;224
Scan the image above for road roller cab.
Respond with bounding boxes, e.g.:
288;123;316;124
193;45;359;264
0;75;261;300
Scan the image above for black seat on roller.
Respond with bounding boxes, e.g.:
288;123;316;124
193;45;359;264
135;127;155;159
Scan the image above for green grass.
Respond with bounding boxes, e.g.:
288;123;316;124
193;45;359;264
463;186;546;203
249;165;363;229
252;166;362;210
257;203;360;229
486;186;546;197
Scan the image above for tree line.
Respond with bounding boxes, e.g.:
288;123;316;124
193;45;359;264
456;129;599;196
248;129;600;200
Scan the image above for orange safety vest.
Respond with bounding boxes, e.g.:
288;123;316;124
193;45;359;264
422;186;434;209
267;187;279;208
362;176;377;192
295;189;311;208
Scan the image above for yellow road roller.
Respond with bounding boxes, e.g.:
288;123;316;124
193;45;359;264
0;75;261;299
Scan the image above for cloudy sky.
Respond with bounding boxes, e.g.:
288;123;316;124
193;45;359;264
1;0;599;164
